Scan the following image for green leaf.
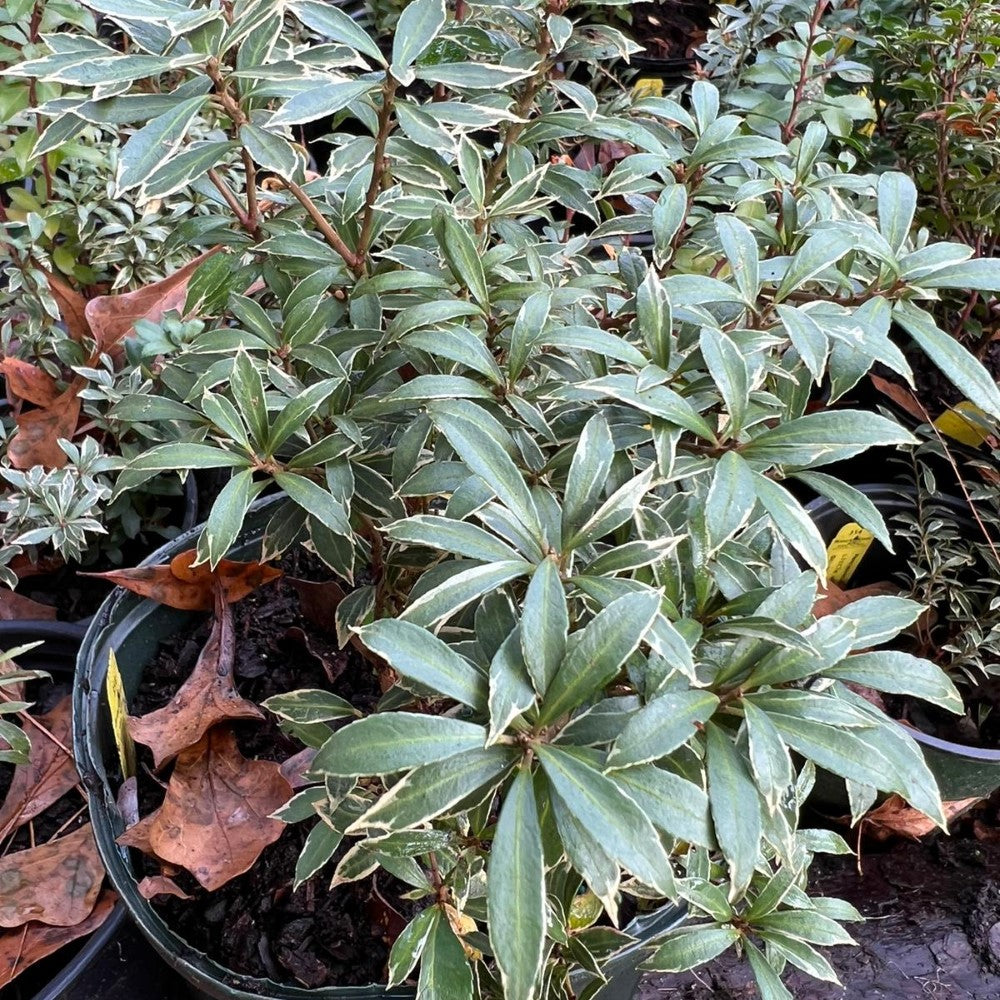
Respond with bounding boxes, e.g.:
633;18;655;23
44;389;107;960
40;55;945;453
754;909;855;947
756;931;840;984
388;909;437;987
432;210;489;309
826;651;962;713
792;472;891;550
742;700;794;815
429;400;543;542
387;515;522;563
774;231;854;303
116;96;207;194
652;184;689;265
743;411;916;469
292;0;386;64
418;906;474;1000
716;215;759;302
564;466;656;552
269;78;377;126
312;713;487;776
521;557;568;693
230;350;269;449
775;305;829;384
264;689;359;724
349;746;517;833
488;627;537;745
751;473;827;577
613;765;715;848
417;63;533;90
642;925;740;972
239;123;301;179
196;469;264;568
562;412;615;538
894;301;1000;420
745;941;793;1000
294;820;343;888
913;256;1000;292
540;590;662;724
508;290;551;383
551;794;620;917
607;691;719;770
268;380;338;452
834;595;922;649
142;140;233;200
701;327;749;434
404;327;503;385
130;443;251;472
636;270;671;369
538;746;674;894
357;619;487;711
489;769;546;1000
705;721;761;897
273;472;350;536
400;560;532;631
391;0;445;83
705;451;756;550
877;172;917;254
541;326;647;367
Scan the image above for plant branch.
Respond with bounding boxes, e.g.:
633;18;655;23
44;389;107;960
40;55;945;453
287;180;362;274
208;168;255;233
781;0;829;143
356;75;399;269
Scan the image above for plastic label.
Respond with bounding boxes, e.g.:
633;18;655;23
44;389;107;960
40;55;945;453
631;77;664;100
107;648;136;778
826;522;874;585
933;400;991;448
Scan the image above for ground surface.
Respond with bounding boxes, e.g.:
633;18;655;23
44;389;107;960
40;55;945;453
639;837;1000;999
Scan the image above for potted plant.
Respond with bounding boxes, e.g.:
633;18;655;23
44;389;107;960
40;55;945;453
806;456;1000;802
0;0;995;994
0;625;124;996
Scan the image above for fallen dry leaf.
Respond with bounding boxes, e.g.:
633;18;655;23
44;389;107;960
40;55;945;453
83;549;282;611
280;747;318;789
116;812;157;856
0;359;62;409
0;824;104;928
287;577;344;636
0;590;57;621
128;593;263;768
0;697;79;840
39;267;90;344
83;249;221;354
145;726;292;891
862;793;980;841
869;374;926;423
0;890;116;988
137;876;191;901
6;380;83;470
813;580;898;619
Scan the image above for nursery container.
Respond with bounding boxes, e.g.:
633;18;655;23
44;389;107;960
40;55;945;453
806;485;1000;799
73;497;686;1000
0;620;127;1000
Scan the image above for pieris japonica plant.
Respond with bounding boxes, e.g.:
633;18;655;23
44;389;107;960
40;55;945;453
11;0;1000;997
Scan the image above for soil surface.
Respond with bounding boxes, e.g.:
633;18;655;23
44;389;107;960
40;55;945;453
640;813;1000;999
128;554;408;990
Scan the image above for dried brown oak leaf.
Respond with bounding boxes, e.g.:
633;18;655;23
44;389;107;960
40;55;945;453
812;580;899;619
137;876;192;901
0;589;57;622
83;549;282;611
0;824;104;928
6;380;84;470
0;890;116;988
128;593;263;768
0;359;62;409
145;727;292;891
0;696;79;840
862;793;980;841
83;248;220;354
39;267;90;344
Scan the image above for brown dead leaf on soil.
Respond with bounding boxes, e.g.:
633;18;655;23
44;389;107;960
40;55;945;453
0;890;116;988
862;793;980;841
39;267;90;344
145;727;291;891
0;359;62;409
0;697;79;840
137;876;192;901
83;549;282;611
116;811;158;856
287;577;345;636
0;824;104;928
128;593;263;768
83;248;220;354
869;374;926;423
0;590;56;622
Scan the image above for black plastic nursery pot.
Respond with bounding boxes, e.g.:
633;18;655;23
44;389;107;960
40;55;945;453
73;497;686;1000
806;484;1000;800
0;620;127;1000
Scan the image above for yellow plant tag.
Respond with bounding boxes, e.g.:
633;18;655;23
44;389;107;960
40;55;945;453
933;400;991;448
631;77;664;100
826;522;874;586
106;649;136;778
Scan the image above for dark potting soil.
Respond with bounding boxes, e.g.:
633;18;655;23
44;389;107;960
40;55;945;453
639;812;1000;999
128;554;411;990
